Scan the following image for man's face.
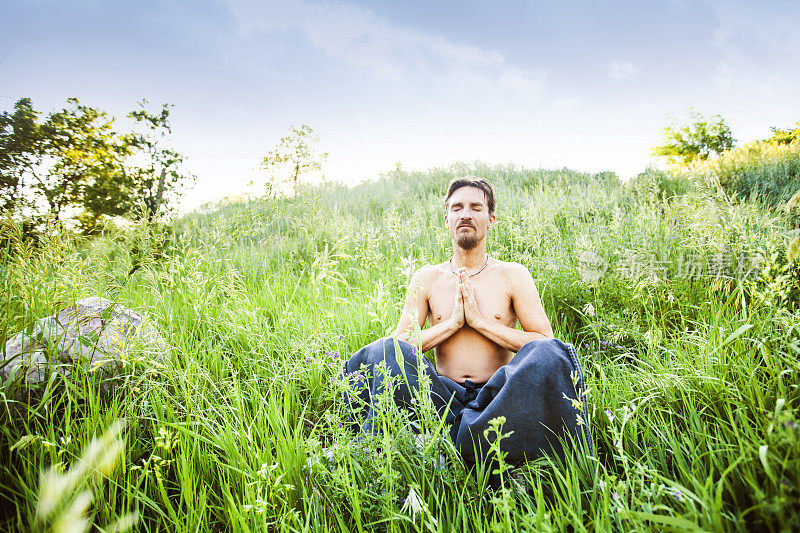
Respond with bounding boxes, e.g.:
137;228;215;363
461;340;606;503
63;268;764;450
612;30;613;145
444;186;495;250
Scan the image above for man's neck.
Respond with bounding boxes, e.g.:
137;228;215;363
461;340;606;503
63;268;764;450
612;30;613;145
450;245;488;272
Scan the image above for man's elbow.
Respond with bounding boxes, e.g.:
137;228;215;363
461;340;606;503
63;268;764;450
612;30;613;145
538;316;555;338
389;328;410;343
529;323;554;340
527;331;550;343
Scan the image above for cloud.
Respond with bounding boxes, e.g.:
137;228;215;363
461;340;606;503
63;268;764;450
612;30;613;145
224;0;544;98
606;61;638;80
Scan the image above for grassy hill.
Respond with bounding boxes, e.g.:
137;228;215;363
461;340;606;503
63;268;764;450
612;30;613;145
1;162;799;531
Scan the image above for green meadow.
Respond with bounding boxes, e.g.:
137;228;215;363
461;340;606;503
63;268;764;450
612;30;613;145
1;161;799;531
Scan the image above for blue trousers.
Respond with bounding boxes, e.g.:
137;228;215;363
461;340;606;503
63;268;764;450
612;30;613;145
342;337;593;464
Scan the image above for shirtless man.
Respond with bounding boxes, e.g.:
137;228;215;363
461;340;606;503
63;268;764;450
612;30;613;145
390;177;554;383
344;176;591;462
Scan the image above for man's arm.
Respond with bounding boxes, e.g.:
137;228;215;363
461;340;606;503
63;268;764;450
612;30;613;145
463;264;554;352
390;267;464;352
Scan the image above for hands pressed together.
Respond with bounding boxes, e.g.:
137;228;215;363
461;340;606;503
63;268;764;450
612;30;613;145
450;267;484;329
395;262;548;352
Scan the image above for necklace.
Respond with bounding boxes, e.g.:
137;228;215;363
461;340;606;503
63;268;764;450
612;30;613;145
449;255;490;277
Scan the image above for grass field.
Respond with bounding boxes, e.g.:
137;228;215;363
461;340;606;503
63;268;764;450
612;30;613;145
1;162;799;531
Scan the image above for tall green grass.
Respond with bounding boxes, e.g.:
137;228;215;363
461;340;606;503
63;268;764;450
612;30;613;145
1;162;799;531
684;138;800;208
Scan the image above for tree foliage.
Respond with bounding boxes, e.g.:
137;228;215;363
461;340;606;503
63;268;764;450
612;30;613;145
128;101;192;223
767;120;800;145
1;98;132;223
0;97;192;233
262;124;327;193
0;98;39;215
652;110;735;166
41;100;130;223
81;101;193;229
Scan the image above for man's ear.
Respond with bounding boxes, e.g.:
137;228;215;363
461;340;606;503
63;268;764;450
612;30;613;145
488;214;496;230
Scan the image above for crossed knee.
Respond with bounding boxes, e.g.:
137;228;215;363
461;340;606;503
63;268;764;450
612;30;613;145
366;337;416;362
345;338;409;373
509;341;580;391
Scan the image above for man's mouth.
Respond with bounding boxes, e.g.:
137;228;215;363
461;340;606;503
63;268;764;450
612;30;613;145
458;224;474;229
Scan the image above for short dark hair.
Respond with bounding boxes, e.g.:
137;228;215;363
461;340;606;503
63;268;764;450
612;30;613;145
444;176;496;215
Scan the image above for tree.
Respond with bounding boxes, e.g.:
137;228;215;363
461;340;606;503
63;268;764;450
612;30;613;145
0;98;129;223
128;101;193;223
0;97;192;234
39;99;130;222
81;101;193;228
261;124;327;193
652;110;735;166
0;98;40;216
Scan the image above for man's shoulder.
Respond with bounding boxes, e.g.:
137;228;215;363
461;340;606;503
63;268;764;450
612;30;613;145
493;259;531;277
405;264;447;296
413;263;449;280
491;260;534;290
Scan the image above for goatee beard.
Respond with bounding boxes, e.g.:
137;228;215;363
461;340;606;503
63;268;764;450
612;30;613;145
455;233;479;250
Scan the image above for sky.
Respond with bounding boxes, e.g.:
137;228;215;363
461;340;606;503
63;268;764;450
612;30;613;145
1;0;799;211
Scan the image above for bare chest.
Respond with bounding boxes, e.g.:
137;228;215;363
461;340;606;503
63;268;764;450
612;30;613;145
428;272;516;326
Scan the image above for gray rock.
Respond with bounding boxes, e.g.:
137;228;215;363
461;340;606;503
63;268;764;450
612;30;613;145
1;297;166;394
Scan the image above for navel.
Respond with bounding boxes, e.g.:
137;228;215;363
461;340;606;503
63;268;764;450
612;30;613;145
494;313;501;320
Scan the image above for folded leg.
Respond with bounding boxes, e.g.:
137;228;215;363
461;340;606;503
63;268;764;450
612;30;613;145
453;338;594;464
342;337;464;434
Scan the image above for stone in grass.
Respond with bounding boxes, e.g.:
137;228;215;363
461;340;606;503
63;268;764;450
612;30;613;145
1;297;166;398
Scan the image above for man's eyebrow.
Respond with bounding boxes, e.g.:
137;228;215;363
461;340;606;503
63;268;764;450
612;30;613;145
450;202;486;207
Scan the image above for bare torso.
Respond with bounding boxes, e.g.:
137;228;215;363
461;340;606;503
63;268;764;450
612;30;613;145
427;260;517;383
